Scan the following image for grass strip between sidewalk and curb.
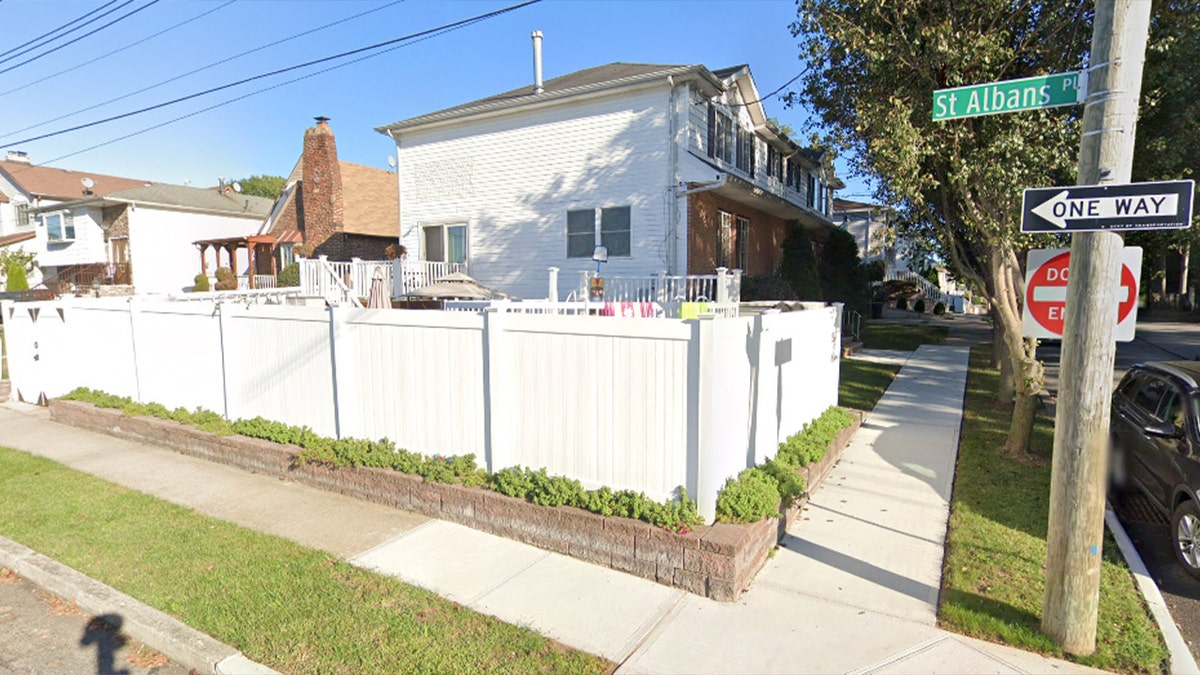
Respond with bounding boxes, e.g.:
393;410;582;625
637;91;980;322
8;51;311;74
838;359;900;412
939;344;1168;673
861;323;948;351
0;446;613;675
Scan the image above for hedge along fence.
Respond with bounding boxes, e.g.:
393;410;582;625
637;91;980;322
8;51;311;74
51;389;860;601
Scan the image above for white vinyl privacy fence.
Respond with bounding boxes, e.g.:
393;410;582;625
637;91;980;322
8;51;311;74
1;299;841;520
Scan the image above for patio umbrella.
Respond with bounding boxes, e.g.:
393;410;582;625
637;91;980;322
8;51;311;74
404;272;513;300
366;268;390;308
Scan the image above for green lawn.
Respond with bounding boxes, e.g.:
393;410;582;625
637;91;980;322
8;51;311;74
861;322;948;351
0;447;613;675
839;359;900;412
939;345;1167;672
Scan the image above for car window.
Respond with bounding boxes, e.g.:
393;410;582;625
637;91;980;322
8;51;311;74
1117;373;1143;399
1133;377;1169;419
1158;388;1188;433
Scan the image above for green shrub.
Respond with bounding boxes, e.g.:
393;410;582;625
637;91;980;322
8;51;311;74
214;267;237;291
59;387;698;532
760;457;806;507
778;224;822;301
192;274;210;292
5;262;28;291
896;297;908;310
715;468;781;523
933;301;947;315
277;262;300;287
913;298;926;313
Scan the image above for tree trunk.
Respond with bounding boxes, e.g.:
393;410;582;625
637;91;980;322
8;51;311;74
994;312;1016;400
1180;245;1190;297
1157;251;1168;302
988;245;1043;455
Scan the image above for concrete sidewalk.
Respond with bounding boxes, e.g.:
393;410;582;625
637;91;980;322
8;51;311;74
0;340;1101;674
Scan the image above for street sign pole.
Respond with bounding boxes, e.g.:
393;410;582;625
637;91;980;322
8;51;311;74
1042;0;1152;655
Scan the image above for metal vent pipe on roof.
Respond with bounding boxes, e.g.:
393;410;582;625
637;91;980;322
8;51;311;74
532;30;544;94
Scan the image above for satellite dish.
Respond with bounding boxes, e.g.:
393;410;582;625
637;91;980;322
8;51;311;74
80;177;94;189
232;182;242;193
387;156;396;168
182;177;191;186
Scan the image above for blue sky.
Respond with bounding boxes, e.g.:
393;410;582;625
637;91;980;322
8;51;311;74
0;0;872;199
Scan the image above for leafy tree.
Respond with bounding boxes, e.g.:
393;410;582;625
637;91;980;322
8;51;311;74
232;175;287;200
819;226;869;314
1126;1;1200;303
5;263;28;291
778;224;822;300
791;1;1092;453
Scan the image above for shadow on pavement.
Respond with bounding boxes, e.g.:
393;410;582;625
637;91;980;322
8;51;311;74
80;613;130;675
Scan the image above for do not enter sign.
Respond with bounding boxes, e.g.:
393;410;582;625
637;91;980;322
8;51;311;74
1022;247;1142;342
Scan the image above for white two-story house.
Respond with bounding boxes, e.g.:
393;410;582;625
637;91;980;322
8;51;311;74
376;60;842;300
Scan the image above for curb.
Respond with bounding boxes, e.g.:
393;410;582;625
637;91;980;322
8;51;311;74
1105;508;1200;675
0;535;279;675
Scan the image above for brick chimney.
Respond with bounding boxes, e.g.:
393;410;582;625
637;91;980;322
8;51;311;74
301;115;345;258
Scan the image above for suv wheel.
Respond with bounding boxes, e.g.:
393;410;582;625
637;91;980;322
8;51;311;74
1172;501;1200;580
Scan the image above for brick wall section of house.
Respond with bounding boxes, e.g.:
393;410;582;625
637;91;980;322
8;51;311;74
301;120;346;260
686;190;793;277
48;398;861;602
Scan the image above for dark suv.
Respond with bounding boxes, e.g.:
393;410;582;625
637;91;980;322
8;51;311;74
1110;361;1200;579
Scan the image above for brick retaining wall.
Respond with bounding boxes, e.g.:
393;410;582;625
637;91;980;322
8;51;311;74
49;399;861;601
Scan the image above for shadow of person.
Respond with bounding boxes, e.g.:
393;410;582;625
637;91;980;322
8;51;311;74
80;613;130;675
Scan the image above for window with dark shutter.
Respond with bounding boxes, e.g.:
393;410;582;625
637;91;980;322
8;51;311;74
707;103;716;159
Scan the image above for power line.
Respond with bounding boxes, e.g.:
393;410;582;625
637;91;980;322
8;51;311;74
1;0;540;149
0;0;162;77
21;8;509;170
0;0;405;140
0;0;237;100
0;0;134;66
0;0;120;61
735;68;809;108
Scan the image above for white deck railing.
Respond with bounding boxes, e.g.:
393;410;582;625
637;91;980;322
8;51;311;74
885;268;949;304
392;259;467;297
169;287;304;304
578;268;742;304
298;257;363;308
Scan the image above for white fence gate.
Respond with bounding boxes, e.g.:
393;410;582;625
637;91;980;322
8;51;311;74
1;298;841;520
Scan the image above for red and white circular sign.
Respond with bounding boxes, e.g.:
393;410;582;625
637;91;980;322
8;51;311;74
1025;251;1138;337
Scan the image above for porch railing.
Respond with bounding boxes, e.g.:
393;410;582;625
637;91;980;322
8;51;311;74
297;257;363;308
392;259;467;297
38;262;131;293
577;268;742;304
884;268;949;305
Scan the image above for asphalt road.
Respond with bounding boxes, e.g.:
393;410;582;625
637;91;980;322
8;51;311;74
0;568;190;675
1037;319;1200;663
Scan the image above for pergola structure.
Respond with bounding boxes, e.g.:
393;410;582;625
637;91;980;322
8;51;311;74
193;234;277;288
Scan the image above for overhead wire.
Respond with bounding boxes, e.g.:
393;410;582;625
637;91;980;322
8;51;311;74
0;0;120;61
0;0;406;140
0;0;238;100
1;0;539;149
0;0;138;67
0;0;163;77
7;0;541;168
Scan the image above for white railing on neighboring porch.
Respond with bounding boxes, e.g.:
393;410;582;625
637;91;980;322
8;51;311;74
392;259;467;297
578;268;742;305
885;268;949;305
298;256;363;308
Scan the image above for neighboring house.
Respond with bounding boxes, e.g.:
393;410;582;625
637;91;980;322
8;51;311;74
0;151;146;287
255;117;398;274
831;198;910;272
376;61;843;300
36;183;274;294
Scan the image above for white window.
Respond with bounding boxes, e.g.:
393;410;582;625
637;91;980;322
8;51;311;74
422;223;468;263
279;243;295;268
567;206;631;258
735;216;750;270
717;211;733;268
15;203;30;228
43;212;75;241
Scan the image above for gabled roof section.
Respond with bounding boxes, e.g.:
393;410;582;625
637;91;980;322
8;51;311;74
377;62;722;134
833;198;881;212
0;160;146;201
339;161;398;238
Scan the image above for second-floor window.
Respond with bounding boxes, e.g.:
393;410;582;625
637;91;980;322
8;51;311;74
43;212;74;241
735;128;754;175
707;104;733;164
15;203;30;228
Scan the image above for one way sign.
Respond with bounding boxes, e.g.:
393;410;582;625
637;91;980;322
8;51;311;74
1021;179;1194;233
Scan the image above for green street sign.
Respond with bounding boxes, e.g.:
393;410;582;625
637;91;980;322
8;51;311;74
932;71;1085;121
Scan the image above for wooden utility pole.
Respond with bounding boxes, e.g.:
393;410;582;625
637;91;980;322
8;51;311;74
1042;0;1152;655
